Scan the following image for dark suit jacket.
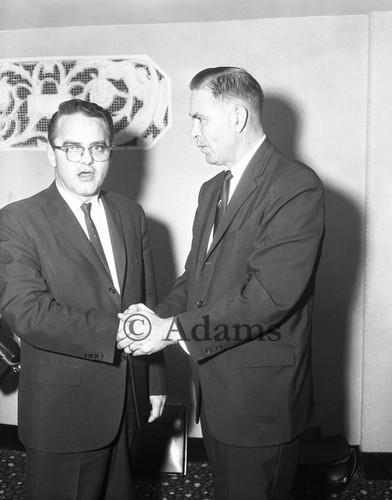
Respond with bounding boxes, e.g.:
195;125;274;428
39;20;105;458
157;138;324;447
0;183;166;453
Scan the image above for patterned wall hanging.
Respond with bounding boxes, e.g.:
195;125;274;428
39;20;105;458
0;55;171;150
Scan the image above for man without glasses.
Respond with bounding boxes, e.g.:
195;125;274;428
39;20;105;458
117;67;325;500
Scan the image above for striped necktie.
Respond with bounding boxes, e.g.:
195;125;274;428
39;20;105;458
80;202;109;272
214;170;233;234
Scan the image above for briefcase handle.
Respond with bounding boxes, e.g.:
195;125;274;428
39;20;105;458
348;446;358;480
0;340;21;372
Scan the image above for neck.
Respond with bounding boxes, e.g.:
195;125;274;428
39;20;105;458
228;127;264;167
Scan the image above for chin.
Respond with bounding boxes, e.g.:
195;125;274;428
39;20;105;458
78;183;99;194
204;155;216;165
77;189;99;199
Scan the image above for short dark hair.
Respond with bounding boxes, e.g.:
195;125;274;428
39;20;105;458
47;99;115;146
190;67;264;123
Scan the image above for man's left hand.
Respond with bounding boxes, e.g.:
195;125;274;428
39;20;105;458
116;304;180;356
148;395;167;423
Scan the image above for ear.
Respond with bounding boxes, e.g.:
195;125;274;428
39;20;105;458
234;105;248;133
47;144;56;167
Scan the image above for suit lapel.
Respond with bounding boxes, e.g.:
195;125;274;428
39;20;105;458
46;184;113;283
205;168;257;260
102;194;126;294
196;177;222;266
204;138;275;262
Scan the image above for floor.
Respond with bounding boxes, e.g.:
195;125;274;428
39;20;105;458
1;447;392;499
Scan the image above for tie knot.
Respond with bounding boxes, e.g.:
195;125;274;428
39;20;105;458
224;170;233;182
81;202;92;215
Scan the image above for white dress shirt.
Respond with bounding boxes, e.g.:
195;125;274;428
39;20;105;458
180;136;266;352
207;135;266;250
56;181;121;294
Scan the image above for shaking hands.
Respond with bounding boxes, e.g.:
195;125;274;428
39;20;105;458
116;304;180;356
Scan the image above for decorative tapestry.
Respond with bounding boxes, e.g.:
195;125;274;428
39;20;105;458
0;55;171;150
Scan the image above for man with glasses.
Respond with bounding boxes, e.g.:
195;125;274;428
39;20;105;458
0;99;166;500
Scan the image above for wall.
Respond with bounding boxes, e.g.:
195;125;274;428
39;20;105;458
362;11;392;452
0;12;388;452
1;0;392;28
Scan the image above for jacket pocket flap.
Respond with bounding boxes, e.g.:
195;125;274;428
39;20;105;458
24;364;81;386
234;345;295;368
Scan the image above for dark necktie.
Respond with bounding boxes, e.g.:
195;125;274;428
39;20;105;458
80;202;109;272
214;170;233;234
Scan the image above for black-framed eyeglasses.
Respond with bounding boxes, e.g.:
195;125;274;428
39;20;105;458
52;144;113;162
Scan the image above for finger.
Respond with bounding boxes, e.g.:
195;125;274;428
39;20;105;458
124;343;146;355
117;312;130;321
148;404;160;423
129;344;151;356
130;348;146;356
116;329;127;341
124;303;144;314
159;396;167;416
116;333;131;346
116;338;133;350
137;304;154;314
148;412;158;423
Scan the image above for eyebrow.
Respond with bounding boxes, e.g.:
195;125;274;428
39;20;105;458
61;140;108;146
61;141;82;146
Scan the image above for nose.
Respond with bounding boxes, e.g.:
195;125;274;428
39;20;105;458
191;120;200;139
81;147;94;165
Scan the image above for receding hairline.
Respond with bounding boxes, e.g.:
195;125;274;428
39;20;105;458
190;67;247;89
189;66;264;123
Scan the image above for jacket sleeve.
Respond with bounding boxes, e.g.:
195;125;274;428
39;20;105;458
167;167;325;362
0;205;119;363
154;190;207;319
139;208;168;395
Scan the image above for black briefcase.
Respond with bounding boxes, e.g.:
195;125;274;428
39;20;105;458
133;404;188;475
293;434;357;499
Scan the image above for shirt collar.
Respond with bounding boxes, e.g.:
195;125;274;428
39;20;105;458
229;135;266;179
55;180;101;215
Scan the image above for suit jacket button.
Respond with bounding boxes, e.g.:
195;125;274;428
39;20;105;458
216;345;223;351
205;348;213;354
196;300;204;308
108;287;116;294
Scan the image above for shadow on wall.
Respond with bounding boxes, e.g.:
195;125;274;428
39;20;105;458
103;149;194;414
103;149;147;201
311;187;362;438
263;94;363;438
